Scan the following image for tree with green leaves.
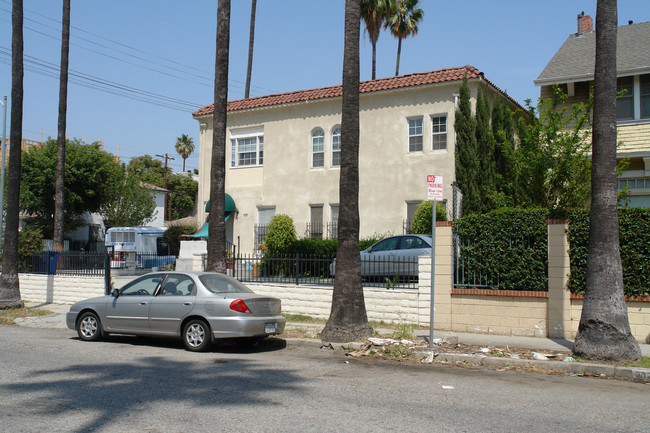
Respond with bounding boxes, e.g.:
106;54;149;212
167;173;198;220
574;0;641;362
454;78;480;215
127;155;166;187
20;139;123;234
386;0;423;76
100;170;156;229
475;88;495;213
321;0;372;343
53;0;70;252
361;0;392;80
206;0;231;273
491;96;516;207
175;134;195;172
0;0;24;309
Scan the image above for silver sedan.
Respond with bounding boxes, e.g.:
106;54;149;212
66;271;286;351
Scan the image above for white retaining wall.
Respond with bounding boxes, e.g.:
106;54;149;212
20;274;105;304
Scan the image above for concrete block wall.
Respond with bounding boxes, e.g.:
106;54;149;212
20;274;105;304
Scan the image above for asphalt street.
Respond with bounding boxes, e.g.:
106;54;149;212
1;326;648;433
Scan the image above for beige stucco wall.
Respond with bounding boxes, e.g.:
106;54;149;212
570;299;650;344
195;81;503;254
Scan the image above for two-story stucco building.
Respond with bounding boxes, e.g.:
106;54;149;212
535;14;650;207
193;65;522;254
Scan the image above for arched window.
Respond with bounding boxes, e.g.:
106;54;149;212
311;129;325;168
331;127;341;167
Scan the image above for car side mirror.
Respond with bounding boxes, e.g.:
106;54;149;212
111;288;120;298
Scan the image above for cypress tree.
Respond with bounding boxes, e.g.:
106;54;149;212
491;97;516;206
475;88;495;212
455;78;480;215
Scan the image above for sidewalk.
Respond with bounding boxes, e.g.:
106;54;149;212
15;302;650;380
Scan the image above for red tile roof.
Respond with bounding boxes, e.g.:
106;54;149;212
193;65;517;117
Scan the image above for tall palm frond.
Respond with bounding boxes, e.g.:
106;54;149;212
386;0;423;76
175;134;195;172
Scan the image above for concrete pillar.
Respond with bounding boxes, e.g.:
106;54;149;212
418;222;453;329
547;220;572;339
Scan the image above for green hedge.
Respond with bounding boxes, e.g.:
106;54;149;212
453;208;549;291
567;208;650;297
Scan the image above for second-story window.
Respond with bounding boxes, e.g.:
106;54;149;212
312;129;325;168
408;118;423;152
431;116;447;150
641;74;650;119
617;76;634;121
230;131;263;168
331;127;341;167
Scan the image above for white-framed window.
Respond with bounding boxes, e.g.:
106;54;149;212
311;128;325;168
331;127;341;167
230;128;263;168
617;76;634;121
431;115;447;150
408;118;423;152
641;74;650;119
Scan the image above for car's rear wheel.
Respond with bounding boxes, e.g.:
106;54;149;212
183;319;211;352
76;311;102;341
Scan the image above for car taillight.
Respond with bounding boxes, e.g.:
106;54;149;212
230;299;251;314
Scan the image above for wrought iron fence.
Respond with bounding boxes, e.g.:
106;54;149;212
222;254;419;289
305;223;324;239
27;250;107;276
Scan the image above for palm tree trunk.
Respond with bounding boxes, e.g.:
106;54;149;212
371;38;377;80
321;0;372;343
206;0;230;273
0;0;24;309
395;36;402;76
53;0;70;252
244;0;257;99
573;0;641;361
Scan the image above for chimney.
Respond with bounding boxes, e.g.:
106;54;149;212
577;11;593;35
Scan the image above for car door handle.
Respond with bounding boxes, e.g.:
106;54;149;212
140;301;148;306
183;302;193;306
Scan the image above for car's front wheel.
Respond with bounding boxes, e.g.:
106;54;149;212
183;319;211;352
76;311;102;341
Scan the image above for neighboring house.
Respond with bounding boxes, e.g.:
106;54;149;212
142;183;168;227
193;65;523;254
535;14;650;207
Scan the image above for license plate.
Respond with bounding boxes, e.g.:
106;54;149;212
265;323;276;333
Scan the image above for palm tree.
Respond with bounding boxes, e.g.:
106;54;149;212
244;0;257;98
206;0;230;273
53;0;70;252
321;0;372;343
175;134;195;172
573;0;641;362
386;0;423;76
360;0;392;80
0;0;24;309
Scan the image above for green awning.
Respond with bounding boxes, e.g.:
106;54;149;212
189;213;231;239
205;193;236;213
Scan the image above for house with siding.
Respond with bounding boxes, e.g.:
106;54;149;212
535;14;650;207
193;65;523;254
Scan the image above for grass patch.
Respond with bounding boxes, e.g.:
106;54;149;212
0;306;51;325
282;313;327;324
625;356;650;369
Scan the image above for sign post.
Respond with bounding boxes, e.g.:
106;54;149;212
426;175;443;348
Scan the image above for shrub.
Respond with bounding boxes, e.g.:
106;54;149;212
264;214;297;255
453;208;549;291
162;224;197;256
18;228;45;271
411;201;448;235
567;208;650;297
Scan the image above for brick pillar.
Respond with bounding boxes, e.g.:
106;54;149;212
547;220;572;339
418;222;453;329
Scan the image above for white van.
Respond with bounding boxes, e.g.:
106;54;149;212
105;226;171;269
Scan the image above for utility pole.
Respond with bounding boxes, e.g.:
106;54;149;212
156;153;174;222
0;95;7;241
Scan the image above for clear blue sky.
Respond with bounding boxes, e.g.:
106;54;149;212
1;0;648;174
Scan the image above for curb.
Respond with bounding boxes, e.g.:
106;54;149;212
303;338;650;380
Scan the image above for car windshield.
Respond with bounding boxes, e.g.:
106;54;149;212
199;274;254;294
